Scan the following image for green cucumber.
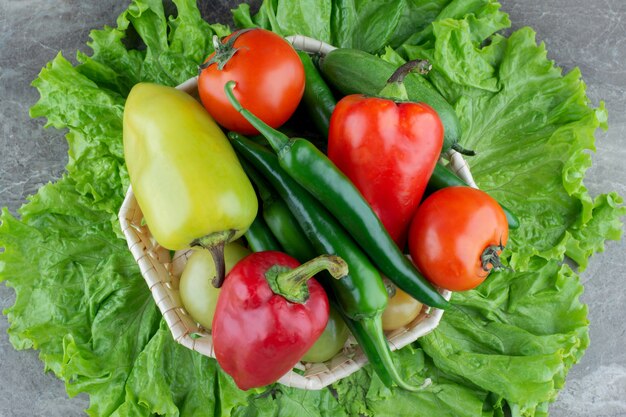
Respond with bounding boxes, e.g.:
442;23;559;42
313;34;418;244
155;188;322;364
320;48;464;154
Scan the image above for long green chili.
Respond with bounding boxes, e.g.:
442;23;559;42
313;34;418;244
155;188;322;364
230;132;421;391
224;80;449;310
242;159;316;263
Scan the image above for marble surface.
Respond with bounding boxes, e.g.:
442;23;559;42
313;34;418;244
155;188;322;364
1;1;625;416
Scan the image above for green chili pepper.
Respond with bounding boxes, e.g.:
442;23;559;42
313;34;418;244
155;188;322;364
297;51;336;138
242;160;317;263
224;81;448;310
332;301;394;387
427;164;520;230
230;132;420;391
244;212;282;253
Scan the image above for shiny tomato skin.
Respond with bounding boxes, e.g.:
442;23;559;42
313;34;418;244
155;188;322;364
381;285;423;331
198;28;305;134
408;186;508;292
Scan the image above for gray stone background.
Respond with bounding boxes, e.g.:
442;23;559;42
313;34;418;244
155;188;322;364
0;1;624;416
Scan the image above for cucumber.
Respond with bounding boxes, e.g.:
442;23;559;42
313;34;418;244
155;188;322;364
319;48;463;154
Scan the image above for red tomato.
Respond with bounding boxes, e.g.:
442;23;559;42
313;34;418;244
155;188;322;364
198;28;305;134
408;186;509;292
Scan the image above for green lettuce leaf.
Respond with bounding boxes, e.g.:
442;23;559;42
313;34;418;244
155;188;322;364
232;0;453;53
394;10;626;270
420;260;589;416
1;0;623;416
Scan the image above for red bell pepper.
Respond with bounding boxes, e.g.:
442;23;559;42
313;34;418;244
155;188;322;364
211;251;348;390
328;60;444;248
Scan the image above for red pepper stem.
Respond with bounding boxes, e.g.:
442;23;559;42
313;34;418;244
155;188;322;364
267;255;348;304
360;317;424;391
378;59;432;102
224;81;291;154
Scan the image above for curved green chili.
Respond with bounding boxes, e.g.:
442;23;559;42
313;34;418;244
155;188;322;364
225;81;448;310
331;300;394;388
244;212;282;253
232;134;387;317
242;159;317;263
297;51;336;138
230;132;420;391
427;164;520;230
290;67;492;226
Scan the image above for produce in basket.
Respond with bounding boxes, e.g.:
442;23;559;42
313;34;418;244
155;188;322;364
409;186;509;291
1;0;624;416
225;81;449;311
179;242;251;330
301;305;350;363
320;48;472;156
229;132;420;390
381;282;423;332
243;162;317;263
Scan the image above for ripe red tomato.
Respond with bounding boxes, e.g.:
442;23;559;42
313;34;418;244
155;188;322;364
198;28;305;134
408;186;509;292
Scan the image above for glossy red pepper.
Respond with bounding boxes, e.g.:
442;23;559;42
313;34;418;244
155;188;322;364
328;60;444;248
211;252;347;390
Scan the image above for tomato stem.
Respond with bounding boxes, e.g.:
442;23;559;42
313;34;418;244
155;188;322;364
199;29;254;72
266;255;348;303
481;242;507;273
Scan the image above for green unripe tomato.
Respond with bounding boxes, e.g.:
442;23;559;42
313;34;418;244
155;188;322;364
179;242;251;330
301;306;349;363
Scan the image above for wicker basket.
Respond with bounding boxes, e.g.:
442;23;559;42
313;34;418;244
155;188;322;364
118;37;478;390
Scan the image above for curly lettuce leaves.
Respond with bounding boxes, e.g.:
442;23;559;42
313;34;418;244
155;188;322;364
1;0;623;416
333;347;498;417
390;7;625;271
421;261;589;416
3;0;222;414
233;0;456;53
0;182;162;416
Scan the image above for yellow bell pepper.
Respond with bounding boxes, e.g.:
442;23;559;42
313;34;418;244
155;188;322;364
123;82;257;286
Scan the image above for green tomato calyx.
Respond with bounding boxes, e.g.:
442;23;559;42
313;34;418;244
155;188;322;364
199;28;254;72
481;241;509;273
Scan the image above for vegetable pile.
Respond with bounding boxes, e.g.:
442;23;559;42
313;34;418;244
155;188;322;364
1;0;625;416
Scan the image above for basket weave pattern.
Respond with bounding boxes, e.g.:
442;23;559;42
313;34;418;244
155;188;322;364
119;70;474;390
